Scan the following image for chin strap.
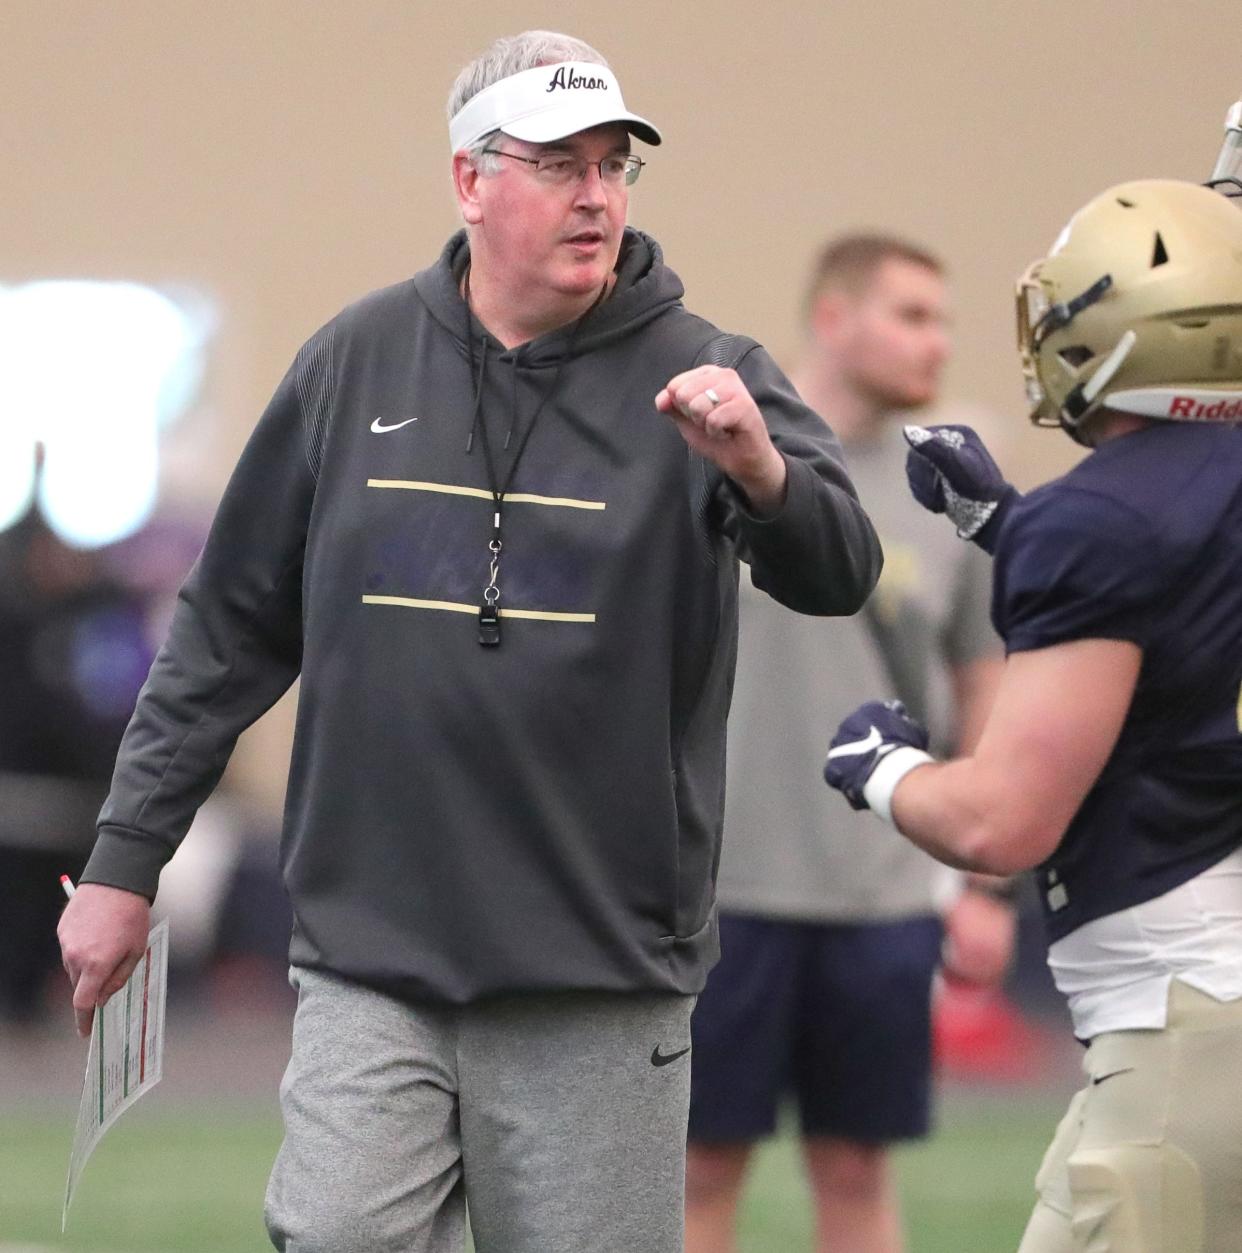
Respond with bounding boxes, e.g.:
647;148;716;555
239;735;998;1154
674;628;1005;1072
1059;329;1138;440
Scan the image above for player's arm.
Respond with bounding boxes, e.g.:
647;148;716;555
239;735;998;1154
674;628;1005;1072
893;639;1140;873
949;653;1003;754
826;638;1141;875
881;424;1152;872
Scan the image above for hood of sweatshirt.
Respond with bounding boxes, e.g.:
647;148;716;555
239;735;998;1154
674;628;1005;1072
411;227;687;367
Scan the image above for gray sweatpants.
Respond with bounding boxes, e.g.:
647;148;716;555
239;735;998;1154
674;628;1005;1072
264;968;694;1253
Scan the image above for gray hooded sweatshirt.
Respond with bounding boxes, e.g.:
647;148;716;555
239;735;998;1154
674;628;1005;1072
82;228;881;1003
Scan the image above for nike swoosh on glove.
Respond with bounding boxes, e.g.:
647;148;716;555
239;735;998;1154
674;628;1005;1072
903;424;1019;554
824;699;931;815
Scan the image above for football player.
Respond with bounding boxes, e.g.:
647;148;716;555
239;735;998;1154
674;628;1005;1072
823;178;1242;1252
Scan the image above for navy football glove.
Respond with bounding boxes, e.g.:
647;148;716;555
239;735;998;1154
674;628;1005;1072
903;424;1019;554
824;699;933;822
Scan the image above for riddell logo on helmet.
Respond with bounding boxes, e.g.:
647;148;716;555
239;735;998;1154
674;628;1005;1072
1168;396;1242;419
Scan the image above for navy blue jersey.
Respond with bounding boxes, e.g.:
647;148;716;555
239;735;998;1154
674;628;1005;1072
992;422;1242;943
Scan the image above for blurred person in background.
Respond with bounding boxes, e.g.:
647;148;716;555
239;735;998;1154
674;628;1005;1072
0;506;151;1023
57;28;881;1253
825;179;1242;1252
686;235;1016;1253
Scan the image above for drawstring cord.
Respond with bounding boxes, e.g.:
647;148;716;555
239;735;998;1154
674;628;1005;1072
505;352;520;449
464;332;488;454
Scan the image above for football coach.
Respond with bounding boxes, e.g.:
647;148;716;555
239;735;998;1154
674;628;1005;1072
58;29;881;1253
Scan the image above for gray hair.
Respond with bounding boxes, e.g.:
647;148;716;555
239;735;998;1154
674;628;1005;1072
448;30;609;172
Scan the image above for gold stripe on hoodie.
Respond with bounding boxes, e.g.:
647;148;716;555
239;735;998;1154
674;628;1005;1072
367;479;605;511
362;595;594;623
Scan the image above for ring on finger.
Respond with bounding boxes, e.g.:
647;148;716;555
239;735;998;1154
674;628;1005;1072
704;387;722;408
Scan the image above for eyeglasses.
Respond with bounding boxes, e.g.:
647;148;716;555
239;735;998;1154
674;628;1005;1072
482;149;646;188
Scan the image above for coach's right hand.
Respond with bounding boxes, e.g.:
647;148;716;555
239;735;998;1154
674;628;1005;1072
903;424;1018;554
58;884;151;1037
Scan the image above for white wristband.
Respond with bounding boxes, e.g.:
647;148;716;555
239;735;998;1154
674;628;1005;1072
863;746;935;826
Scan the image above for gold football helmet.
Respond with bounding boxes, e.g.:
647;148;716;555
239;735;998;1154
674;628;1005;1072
1017;179;1242;443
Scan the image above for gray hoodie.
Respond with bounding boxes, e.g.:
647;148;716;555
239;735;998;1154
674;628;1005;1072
82;228;881;1002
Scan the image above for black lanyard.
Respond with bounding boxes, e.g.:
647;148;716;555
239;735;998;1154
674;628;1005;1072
464;272;606;646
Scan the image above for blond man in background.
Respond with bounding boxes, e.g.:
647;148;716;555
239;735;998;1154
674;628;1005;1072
687;236;1014;1252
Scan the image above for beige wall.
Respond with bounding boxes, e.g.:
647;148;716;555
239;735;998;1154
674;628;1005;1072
5;0;1239;805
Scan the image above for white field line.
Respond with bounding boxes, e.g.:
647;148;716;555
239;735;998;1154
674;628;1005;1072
1;1246;136;1253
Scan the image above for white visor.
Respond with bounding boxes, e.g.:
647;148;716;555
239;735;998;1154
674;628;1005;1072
449;61;662;153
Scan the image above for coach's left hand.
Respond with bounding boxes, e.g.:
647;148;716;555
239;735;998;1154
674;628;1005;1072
656;367;787;516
